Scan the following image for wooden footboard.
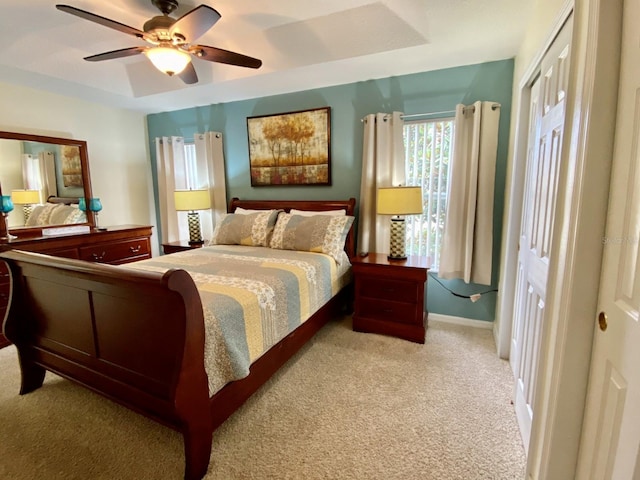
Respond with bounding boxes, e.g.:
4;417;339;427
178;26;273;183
0;250;352;480
0;250;212;480
1;197;356;479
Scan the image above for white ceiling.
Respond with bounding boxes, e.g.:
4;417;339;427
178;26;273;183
0;0;531;114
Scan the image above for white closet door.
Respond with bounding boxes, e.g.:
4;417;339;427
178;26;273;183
511;16;572;452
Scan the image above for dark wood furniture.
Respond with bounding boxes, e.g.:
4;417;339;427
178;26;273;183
0;265;10;348
162;240;204;254
0;198;355;480
0;131;97;239
352;253;429;343
0;225;153;348
0;225;152;262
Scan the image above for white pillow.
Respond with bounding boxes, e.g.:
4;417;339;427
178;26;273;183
234;207;267;215
289;208;346;217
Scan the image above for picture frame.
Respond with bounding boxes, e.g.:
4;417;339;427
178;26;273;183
60;145;84;188
247;107;331;186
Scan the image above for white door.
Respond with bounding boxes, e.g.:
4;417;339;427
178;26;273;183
575;0;640;476
510;17;572;453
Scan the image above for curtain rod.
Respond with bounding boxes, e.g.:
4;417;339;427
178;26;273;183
361;103;501;122
401;110;455;119
403;103;501;119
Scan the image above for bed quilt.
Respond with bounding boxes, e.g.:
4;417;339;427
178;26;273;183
127;245;351;396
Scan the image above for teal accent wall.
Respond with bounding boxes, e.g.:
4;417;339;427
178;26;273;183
147;59;514;322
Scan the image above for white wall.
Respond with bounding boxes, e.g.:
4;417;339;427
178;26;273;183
514;0;571;81
0;81;158;254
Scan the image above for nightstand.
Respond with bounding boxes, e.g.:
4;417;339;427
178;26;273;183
352;253;429;343
162;240;204;254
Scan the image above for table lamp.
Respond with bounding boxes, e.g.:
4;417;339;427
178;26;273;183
174;189;211;245
377;186;423;260
11;189;40;224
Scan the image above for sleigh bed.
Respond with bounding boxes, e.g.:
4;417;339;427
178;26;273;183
0;197;356;480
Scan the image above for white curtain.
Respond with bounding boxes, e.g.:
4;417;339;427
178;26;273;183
439;101;500;285
22;152;57;202
155;136;187;243
194;132;227;241
358;112;406;254
155;132;227;244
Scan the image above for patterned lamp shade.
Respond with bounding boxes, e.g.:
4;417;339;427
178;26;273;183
377;186;423;260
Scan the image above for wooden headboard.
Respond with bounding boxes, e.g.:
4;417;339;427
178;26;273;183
46;196;80;205
228;197;357;259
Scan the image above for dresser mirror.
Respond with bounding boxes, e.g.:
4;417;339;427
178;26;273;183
0;131;95;239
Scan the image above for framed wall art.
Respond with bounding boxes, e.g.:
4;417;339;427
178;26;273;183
247;107;331;186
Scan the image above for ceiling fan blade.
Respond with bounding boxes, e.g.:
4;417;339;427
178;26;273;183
56;4;146;39
178;62;199;84
190;45;262;69
170;5;221;43
84;47;146;62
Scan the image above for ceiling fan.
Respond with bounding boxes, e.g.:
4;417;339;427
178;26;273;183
56;0;262;85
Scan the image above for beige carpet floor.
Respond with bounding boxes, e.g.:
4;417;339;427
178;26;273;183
0;316;525;480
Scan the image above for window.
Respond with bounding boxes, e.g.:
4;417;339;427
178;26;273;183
183;142;198;188
403;118;454;270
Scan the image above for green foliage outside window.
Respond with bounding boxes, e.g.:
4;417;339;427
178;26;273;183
403;119;453;270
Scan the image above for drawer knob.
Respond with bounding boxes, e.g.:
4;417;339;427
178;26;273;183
129;245;141;254
92;251;106;261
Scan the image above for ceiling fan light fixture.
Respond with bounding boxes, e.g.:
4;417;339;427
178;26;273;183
144;46;191;76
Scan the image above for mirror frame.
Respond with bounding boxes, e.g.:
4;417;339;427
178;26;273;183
0;130;95;239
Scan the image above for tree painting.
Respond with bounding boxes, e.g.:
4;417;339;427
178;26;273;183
247;107;331;185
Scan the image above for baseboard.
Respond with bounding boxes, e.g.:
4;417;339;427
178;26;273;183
429;313;493;329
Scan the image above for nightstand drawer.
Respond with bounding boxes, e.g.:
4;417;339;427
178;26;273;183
358;278;419;303
358;298;421;324
79;238;150;264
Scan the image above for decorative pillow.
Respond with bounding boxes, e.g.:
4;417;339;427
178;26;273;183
62;205;87;224
49;204;83;225
289;208;346;217
26;203;61;226
210;210;280;246
269;213;354;264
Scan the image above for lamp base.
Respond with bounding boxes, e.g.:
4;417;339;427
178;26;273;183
187;211;203;245
389;217;407;260
23;204;33;224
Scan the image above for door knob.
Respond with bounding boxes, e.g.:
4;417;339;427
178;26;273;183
598;311;608;332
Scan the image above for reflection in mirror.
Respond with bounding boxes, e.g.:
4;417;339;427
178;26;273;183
0;131;94;238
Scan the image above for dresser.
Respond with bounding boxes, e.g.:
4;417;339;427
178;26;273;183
0;225;153;348
352;253;429;343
